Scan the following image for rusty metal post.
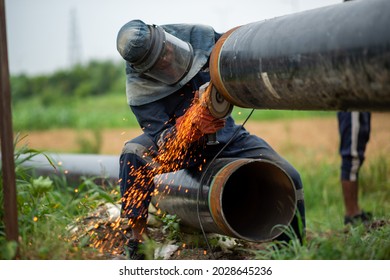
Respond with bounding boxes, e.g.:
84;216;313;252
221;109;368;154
0;0;19;244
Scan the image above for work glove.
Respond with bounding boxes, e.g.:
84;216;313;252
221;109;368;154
176;95;226;143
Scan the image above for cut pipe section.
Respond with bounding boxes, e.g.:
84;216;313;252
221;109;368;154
153;158;297;242
18;153;119;183
210;0;390;111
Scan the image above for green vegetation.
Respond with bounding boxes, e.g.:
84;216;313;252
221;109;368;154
3;60;388;260
12;91;136;131
160;214;182;242
1;138;388;259
11;60;132;131
11;60;125;103
10;60;334;131
0;137;120;259
231;107;334;123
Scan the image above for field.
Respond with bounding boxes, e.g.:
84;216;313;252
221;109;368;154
5;61;389;260
10;112;390;260
18;112;390;161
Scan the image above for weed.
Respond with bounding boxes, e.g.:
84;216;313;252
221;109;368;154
160;214;182;242
0;136;119;259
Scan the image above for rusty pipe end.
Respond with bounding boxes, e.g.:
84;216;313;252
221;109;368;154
209;159;297;242
210;26;248;108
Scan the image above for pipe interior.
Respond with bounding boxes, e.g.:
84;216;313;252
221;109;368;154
221;161;296;242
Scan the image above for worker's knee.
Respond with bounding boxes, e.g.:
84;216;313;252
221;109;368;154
121;142;150;158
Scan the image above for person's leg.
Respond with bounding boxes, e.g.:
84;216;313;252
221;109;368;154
341;180;359;216
119;134;159;258
338;111;371;224
124;217;148;260
130;217;148;241
341;179;372;225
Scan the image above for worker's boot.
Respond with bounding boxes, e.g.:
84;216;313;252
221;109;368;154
344;210;372;226
124;239;146;260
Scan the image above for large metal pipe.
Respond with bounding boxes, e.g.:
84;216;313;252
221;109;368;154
152;158;297;242
18;153;119;183
18;153;299;241
210;0;390;111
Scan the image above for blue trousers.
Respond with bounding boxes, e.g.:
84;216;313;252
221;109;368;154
337;112;371;181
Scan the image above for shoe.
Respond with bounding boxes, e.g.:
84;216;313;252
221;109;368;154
344;211;373;226
124;239;146;260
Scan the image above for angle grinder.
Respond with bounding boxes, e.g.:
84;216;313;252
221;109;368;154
199;82;233;145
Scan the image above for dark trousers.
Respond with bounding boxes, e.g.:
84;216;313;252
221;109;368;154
337;112;371;181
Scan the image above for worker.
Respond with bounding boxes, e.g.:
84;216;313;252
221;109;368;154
337;111;372;225
116;19;305;259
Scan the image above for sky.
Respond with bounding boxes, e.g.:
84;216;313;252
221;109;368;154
5;0;341;75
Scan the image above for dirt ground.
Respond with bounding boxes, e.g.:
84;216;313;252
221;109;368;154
17;112;390;259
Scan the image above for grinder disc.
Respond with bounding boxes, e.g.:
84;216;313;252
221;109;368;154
207;86;234;118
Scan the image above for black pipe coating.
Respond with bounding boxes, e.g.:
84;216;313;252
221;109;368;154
210;0;390;111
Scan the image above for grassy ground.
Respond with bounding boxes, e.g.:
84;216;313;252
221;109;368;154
1;130;389;260
4;93;390;260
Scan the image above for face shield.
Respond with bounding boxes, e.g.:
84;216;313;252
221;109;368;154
131;25;194;85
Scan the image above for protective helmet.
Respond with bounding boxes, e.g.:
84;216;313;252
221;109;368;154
117;20;193;85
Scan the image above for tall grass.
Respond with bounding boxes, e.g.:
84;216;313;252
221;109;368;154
0;137;120;259
12;93;135;131
252;154;390;260
252;223;390;260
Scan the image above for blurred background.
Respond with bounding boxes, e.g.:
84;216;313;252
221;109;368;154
6;0;340;75
5;0;349;155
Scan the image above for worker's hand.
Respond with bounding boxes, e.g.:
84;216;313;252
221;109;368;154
194;105;226;134
176;104;225;143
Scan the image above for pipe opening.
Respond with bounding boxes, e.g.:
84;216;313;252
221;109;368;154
220;160;296;242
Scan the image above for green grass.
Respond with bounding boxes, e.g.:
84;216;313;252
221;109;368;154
12;92;137;131
0;138;121;259
249;154;390;260
4;98;390;259
252;223;390;260
12;92;335;131
297;154;390;231
231;107;335;123
1;144;388;259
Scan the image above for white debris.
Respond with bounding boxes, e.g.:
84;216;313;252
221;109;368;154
154;243;179;260
208;234;238;252
105;203;121;221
